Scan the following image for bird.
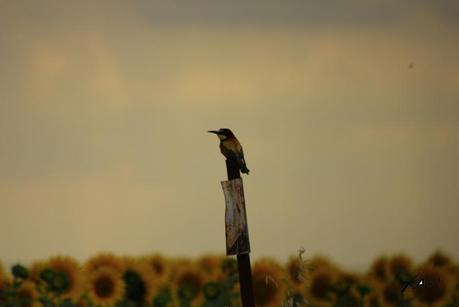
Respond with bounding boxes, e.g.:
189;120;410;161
208;128;250;174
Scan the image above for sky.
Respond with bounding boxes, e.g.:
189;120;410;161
1;0;458;271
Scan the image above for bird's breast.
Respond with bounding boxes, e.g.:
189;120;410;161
220;138;242;153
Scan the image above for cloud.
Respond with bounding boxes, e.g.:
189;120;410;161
0;163;207;262
1;0;458;33
26;32;127;107
26;27;459;106
133;0;459;28
1;23;457;183
0;0;458;266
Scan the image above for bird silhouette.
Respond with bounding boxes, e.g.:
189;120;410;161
208;128;250;174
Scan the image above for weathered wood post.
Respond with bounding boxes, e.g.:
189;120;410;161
208;128;255;307
221;159;255;307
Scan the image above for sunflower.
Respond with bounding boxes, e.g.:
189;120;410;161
368;256;389;283
16;281;40;307
83;252;125;276
196;254;225;278
411;265;453;307
140;253;172;284
251;258;286;307
122;257;156;305
172;266;205;304
28;260;47;283
86;267;124;307
305;264;340;305
425;250;456;276
169;257;193;279
308;255;341;273
388;254;413;281
46;255;84;301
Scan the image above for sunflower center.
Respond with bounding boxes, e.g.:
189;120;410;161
177;272;203;301
95;275;115;299
203;282;220;300
52;271;71;293
413;271;446;304
432;254;448;267
153;262;164;275
373;262;387;281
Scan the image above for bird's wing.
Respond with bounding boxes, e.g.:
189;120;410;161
221;140;249;173
238;148;249;173
221;144;237;160
238;148;247;166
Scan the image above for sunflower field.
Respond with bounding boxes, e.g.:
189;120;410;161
1;250;458;307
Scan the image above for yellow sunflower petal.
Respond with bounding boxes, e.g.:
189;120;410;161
172;266;206;304
83;252;125;276
252;258;286;307
140;253;172;284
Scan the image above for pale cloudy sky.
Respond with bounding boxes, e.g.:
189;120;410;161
1;0;458;270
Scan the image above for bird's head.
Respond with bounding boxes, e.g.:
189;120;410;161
207;128;235;140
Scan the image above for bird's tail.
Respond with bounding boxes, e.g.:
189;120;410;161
240;165;250;174
237;157;250;174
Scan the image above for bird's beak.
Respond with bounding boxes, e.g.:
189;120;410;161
207;130;219;134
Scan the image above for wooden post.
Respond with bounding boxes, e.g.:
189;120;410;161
225;159;255;307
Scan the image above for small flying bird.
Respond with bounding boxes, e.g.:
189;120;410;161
208;128;250;174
